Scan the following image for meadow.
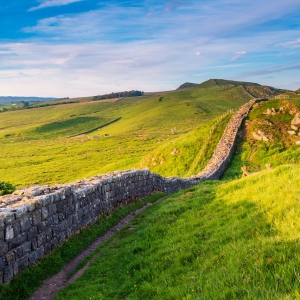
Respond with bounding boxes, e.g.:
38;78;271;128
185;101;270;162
0;81;252;187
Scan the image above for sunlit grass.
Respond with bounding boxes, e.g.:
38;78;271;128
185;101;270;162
54;165;300;299
0;85;250;187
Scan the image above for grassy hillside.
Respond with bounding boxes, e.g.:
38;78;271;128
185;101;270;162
53;165;300;299
223;92;300;180
0;83;252;187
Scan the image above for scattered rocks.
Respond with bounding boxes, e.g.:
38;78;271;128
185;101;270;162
263;108;278;115
287;131;297;135
252;130;271;141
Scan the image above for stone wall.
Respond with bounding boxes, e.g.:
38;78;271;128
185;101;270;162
0;98;267;284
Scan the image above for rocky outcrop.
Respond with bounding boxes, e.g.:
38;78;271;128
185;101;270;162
251;130;273;141
0;98;267;284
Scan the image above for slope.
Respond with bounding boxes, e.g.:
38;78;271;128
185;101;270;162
53;165;300;299
223;92;300;179
0;83;251;187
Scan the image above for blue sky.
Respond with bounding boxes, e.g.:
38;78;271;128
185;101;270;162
0;0;300;97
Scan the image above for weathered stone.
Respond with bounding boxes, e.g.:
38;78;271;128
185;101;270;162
3;265;13;283
5;226;14;241
32;209;42;225
291;113;300;125
287;130;296;135
291;124;298;131
0;243;8;257
9;232;27;249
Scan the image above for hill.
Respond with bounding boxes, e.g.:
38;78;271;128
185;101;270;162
223;91;300;179
0;79;258;187
176;82;198;89
0;78;288;187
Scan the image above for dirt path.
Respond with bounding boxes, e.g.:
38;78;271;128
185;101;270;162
28;197;166;300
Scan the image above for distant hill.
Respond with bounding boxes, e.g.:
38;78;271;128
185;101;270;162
196;79;286;98
295;88;300;94
0;96;57;105
177;82;198;90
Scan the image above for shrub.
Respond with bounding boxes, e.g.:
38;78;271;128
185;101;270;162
0;181;16;196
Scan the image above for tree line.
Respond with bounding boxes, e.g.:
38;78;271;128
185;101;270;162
92;90;144;100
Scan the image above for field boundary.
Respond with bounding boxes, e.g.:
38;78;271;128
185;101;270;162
67;117;122;137
0;98;267;284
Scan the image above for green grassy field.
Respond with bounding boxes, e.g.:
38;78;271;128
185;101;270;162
0;82;252;187
52;165;300;300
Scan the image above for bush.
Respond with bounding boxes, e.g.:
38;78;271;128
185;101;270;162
0;181;16;196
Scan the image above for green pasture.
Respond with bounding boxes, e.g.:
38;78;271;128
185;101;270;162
0;83;251;187
53;165;300;300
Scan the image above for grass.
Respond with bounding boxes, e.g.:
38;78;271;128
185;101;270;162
0;193;165;300
52;165;300;300
0;84;251;187
138;112;233;177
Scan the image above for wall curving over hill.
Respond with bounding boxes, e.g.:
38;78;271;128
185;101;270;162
0;98;267;284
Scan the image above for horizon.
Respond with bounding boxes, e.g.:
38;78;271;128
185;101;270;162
1;0;300;97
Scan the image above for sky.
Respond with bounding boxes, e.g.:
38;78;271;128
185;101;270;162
0;0;300;97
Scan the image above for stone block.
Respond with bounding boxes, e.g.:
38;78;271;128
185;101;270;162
37;232;46;248
32;209;42;225
3;265;13;284
20;215;32;232
13;246;23;259
28;226;38;240
0;242;8;257
5;225;14;241
41;207;49;220
6;251;15;266
48;204;57;216
44;242;52;255
32;238;38;250
9;232;27;250
18;256;29;271
37;221;47;234
28;251;37;265
22;241;32;256
36;246;44;260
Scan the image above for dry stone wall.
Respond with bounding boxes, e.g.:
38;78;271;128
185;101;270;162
0;98;267;284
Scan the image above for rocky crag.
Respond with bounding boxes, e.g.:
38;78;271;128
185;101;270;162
0;98;267;284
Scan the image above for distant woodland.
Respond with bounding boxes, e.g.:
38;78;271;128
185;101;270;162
92;90;144;100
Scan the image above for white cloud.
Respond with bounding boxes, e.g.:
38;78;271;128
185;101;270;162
231;50;247;61
29;0;84;12
277;38;300;48
195;51;201;56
